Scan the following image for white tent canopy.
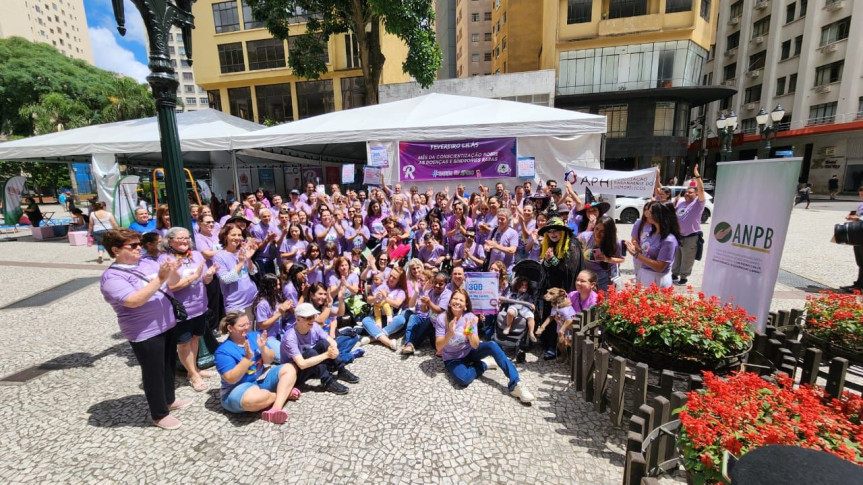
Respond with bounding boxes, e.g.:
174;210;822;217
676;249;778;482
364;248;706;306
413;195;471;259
0;108;264;159
231;93;606;149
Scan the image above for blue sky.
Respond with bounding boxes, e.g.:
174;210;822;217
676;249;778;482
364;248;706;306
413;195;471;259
83;0;151;82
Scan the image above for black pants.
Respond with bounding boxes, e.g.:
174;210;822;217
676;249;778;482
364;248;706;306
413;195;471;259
205;278;223;332
296;340;346;386
128;328;177;421
854;245;863;286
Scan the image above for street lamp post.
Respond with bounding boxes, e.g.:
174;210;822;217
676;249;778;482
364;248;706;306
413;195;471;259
756;105;786;159
715;111;738;162
111;0;195;234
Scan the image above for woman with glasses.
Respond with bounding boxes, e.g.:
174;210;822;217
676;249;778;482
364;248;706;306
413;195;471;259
158;227;219;392
195;213;224;331
100;229;189;429
361;251;392;286
213;223;259;318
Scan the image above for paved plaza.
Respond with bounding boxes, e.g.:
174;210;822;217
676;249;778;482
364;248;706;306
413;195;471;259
0;200;857;484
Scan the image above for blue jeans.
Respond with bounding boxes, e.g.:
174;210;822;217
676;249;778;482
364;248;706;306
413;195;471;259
443;341;520;391
404;313;435;348
361;310;411;339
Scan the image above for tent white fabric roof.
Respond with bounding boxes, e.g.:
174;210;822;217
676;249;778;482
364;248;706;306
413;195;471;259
231;93;606;149
0;108;264;159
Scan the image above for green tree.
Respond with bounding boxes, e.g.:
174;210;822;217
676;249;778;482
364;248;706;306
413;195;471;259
19;92;91;135
245;0;441;105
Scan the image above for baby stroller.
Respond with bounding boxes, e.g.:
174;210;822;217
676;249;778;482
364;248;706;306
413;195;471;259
493;259;546;363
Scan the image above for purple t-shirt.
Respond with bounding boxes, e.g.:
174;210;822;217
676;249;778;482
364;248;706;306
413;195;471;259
194;232;221;267
568;290;598;313
254;299;284;337
418;243;446;266
281;323;330;363
552;304;578;333
249;222;281;260
641;233;679;274
344;226;369;251
213;250;258;312
377;285;407;311
445;215;473;250
412;206;429;225
475;213;499;245
314;223;342;253
435;312;480;361
675;198;705;237
414;287;452;320
157;251;207;319
279;238;308;264
392;207;412;232
327;272;360;296
518;219;537;251
365;215;387;239
100;259;176;342
453;242;485;270
488;227;519;271
305;258;324;285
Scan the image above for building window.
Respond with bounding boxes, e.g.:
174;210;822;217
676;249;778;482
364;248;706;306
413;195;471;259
217;42;245;73
288;35;329;65
247;38;286;70
809;102;837;125
502;36;507;51
340;77;366;110
780;40;791;60
794;35;803;56
471;13;479;21
666;0;691;14
484;12;492;21
212;1;240;33
255;83;293;123
181;59;191;68
776;77;786;96
744;84;762;104
471;34;479;42
699;0;710;21
471;53;479;62
228;87;253;121
741;118;757;134
800;0;807;16
344;32;360;69
752;16;770;38
814;60;844;86
295;80;334;119
654;102;675;136
788;73;797;93
484;52;492;61
748;50;766;71
484;32;492;41
182;72;194;81
720;96;731;111
727;32;739;50
185;97;197;105
820;17;851;46
599;105;628;138
169;46;175;55
785;4;795;24
200;97;209;105
566;0;591;24
609;0;647;19
184;85;195;93
723;62;736;82
241;1;265;29
729;0;743;19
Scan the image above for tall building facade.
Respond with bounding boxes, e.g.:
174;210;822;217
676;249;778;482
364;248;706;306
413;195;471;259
455;0;493;77
698;0;863;192
436;0;458;79
0;0;93;63
164;26;208;113
192;0;411;124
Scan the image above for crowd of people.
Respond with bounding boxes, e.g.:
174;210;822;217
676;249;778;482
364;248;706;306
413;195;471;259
99;168;710;429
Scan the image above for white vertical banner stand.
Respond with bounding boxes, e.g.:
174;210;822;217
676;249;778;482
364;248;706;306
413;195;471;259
701;158;802;332
91;153;119;208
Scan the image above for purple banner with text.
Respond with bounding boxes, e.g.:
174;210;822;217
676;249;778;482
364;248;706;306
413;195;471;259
398;138;517;182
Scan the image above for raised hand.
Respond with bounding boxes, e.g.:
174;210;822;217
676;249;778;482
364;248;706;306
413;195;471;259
693;163;700;179
243;339;253;360
257;330;267;349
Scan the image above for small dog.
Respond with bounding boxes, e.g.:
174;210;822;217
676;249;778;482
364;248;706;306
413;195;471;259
538;287;578;358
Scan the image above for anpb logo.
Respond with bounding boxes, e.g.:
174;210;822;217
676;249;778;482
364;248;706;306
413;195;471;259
714;220;774;252
713;222;732;243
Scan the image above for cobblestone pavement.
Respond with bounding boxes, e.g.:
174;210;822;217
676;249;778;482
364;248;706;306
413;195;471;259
0;204;856;484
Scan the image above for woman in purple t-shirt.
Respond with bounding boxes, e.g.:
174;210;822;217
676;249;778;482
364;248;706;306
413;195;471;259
435;289;534;403
445;201;473;252
364;200;387;249
213;224;259;317
625;203;681;288
359;266;408;351
100;229;187;430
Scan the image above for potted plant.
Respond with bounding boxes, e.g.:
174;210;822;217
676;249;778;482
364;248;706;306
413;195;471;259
598;283;754;373
677;371;863;485
802;291;863;365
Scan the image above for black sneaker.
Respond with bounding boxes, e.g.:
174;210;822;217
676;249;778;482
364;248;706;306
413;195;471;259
671;275;679;282
325;379;349;395
675;278;688;286
337;368;360;384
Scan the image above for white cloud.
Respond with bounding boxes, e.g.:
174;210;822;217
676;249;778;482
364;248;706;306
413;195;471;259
88;26;150;82
90;0;148;46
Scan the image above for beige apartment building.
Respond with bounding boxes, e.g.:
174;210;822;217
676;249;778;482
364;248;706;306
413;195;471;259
455;0;493;77
0;0;93;63
149;26;208;113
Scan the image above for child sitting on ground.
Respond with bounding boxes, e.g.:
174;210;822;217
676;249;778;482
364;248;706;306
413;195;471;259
537;287;578;357
369;271;393;326
568;269;599;314
502;275;537;342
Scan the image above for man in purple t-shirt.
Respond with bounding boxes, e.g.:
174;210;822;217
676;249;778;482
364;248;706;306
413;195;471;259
249;209;282;275
671;164;706;286
484;212;519;272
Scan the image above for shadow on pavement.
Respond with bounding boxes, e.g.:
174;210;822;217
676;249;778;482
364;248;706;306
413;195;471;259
201;389;261;427
86;395;152;428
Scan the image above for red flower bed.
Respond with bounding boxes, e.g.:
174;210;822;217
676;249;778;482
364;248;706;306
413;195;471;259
804;291;863;353
678;371;863;485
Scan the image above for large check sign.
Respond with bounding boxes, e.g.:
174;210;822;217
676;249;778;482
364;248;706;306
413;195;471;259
465;272;500;315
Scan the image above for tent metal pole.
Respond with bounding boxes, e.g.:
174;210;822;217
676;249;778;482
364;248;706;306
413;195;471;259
231;150;240;196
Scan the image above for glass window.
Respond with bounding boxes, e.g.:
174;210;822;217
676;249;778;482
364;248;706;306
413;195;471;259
744;84;762;104
820;17;851;46
184;85;195;93
752;16;770;38
654;102;675;136
471;34;479;42
185;97;196;105
471;53;479;62
484;52;491;61
666;0;692;14
255;83;293;123
729;1;743;19
288;35;329;65
599;105;628;138
471;13;479;21
182;72;194;81
241;1;265;29
340;77;366;110
212;1;240;33
208;90;222;111
217;42;245;73
780;40;791;60
785;4;795;24
247;38;286;70
858;97;863;119
295;80;334;119
775;77;786;96
566;0;591;24
700;0;710;21
788;74;797;93
794;35;803;56
800;0;807;16
809;102;837;125
344;32;360;69
200;97;209;105
484;32;492;41
748;51;766;70
484;12;492;21
741;118;757;134
727;32;739;50
723;62;736;81
609;0;647;19
814;60;844;86
228;87;253;121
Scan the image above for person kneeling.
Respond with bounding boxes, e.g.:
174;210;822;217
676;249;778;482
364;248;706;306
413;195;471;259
281;303;358;395
214;312;299;425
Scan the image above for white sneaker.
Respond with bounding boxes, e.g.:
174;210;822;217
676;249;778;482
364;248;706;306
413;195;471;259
510;383;535;403
481;357;498;371
388;338;400;351
359;337;370;346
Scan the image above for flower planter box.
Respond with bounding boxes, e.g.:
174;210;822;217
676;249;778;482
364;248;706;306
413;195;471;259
604;329;750;375
801;330;863;367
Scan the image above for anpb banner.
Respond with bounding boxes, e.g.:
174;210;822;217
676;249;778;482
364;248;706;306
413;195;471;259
565;166;657;198
465;272;500;315
399;138;516;181
2;176;26;225
701;158;802;332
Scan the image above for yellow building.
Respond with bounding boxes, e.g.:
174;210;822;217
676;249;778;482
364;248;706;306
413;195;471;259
493;0;734;174
192;0;410;123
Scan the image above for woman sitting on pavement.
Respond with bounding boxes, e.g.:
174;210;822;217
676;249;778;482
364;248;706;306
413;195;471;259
401;269;451;355
100;228;189;430
254;274;294;363
280;303;357;395
359;266;409;351
327;256;360;300
435;289;534;403
305;282;362;364
214;312;299;424
158;227;219;392
213;223;259;317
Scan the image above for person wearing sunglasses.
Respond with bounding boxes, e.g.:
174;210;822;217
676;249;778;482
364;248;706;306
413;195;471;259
100;229;189;430
453;230;485;270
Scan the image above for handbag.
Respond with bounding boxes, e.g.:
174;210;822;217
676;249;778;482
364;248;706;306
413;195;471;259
480;227;499;272
110;266;188;321
694;231;705;261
